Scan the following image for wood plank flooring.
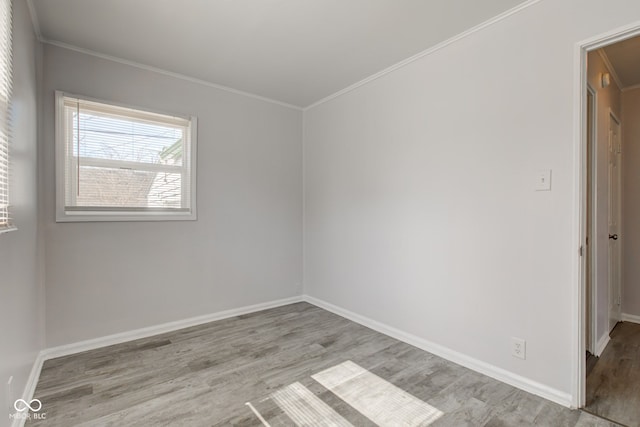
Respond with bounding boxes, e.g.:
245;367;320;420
27;303;617;426
586;352;598;378
585;322;640;427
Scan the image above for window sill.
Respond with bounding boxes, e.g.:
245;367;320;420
55;211;197;223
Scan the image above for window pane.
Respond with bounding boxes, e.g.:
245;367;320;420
68;107;184;166
67;165;184;209
148;172;182;208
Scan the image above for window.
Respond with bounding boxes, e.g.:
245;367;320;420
0;0;12;232
55;92;197;222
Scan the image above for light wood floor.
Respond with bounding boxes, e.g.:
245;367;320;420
585;322;640;427
28;303;617;426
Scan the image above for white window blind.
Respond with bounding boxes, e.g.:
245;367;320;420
56;93;197;222
0;0;12;231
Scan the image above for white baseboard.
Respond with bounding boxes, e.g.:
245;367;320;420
12;295;303;426
621;312;640;324
595;332;610;357
42;295;304;360
16;292;575;426
11;351;46;427
302;295;572;408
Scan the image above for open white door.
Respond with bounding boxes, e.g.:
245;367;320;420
608;111;621;333
585;86;596;353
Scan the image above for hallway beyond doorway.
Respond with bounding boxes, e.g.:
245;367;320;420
584;322;640;426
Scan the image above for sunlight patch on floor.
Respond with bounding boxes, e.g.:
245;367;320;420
312;360;443;426
248;360;444;426
271;382;353;426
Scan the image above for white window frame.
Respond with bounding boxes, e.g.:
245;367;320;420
55;91;198;222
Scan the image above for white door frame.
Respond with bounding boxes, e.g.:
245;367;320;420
573;22;640;409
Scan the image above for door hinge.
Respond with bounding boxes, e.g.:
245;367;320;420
579;246;584;256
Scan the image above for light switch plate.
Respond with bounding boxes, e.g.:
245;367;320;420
535;169;551;191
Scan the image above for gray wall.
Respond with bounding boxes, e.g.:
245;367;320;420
303;0;640;397
41;44;302;346
0;0;43;423
622;88;640;318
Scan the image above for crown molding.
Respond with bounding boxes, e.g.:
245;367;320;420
24;0;42;40
27;0;541;112
622;83;640;92
25;1;300;110
303;0;542;111
42;39;302;110
39;38;303;111
597;49;625;90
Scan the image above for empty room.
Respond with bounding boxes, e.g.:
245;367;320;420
2;0;640;426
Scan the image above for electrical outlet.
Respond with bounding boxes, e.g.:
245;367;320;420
511;337;526;360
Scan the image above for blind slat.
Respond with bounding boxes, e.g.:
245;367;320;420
0;0;12;229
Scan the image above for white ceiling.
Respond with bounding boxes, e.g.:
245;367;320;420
603;35;640;89
30;0;527;108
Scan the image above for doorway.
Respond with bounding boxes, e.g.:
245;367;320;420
578;28;640;426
